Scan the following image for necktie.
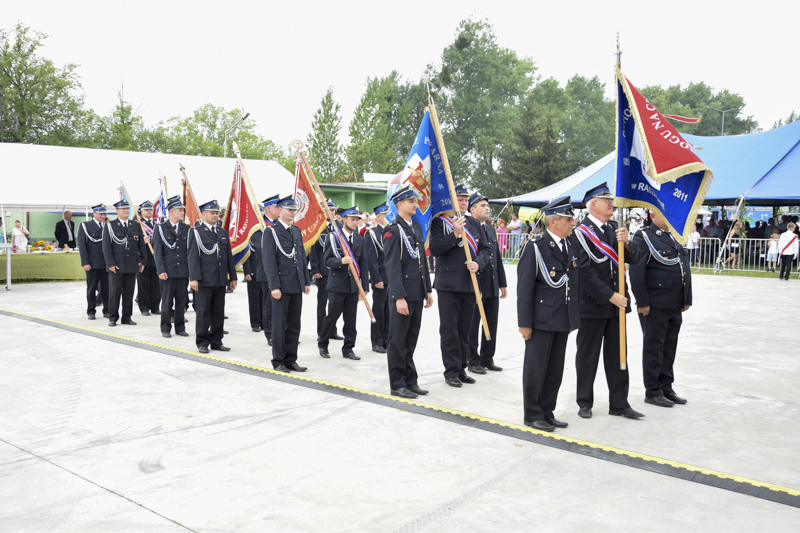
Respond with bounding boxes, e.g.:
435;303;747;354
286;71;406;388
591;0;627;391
562;240;569;264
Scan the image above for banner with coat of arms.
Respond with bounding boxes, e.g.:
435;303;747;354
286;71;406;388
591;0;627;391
293;158;326;255
386;107;453;245
223;160;263;267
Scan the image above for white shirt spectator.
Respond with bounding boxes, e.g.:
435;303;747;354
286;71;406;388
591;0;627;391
685;230;700;249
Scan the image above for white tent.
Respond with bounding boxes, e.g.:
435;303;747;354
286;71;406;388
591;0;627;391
0;143;296;213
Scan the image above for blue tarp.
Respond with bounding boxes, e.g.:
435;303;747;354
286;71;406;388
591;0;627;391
490;120;800;207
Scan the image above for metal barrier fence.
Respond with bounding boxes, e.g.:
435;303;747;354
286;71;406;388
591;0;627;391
498;233;531;261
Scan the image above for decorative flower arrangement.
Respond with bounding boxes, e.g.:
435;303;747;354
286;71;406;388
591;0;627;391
31;240;54;252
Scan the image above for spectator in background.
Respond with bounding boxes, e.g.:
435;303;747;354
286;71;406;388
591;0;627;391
723;222;742;271
686;223;701;272
778;223;799;280
524;221;532;234
0;217;4;245
55;211;76;249
12;220;30;253
767;230;779;273
704;219;720;239
508;213;523;257
496;219;508;253
765;218;777;239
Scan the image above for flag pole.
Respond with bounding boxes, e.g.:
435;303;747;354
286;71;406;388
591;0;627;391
616;35;627;370
426;90;491;340
120;180;155;256
232;142;266;231
296;144;376;323
179;163;203;225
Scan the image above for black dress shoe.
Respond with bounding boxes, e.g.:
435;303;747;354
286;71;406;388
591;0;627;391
108;320;117;327
151;310;161;315
372;345;387;353
252;326;261;332
103;312;111;318
87;314;96;320
274;364;291;372
162;332;171;338
458;374;476;384
609;407;646;419
468;365;486;374
319;348;330;358
546;418;568;428
121;320;137;325
141;310;151;316
222;330;229;335
330;333;344;340
445;377;462;387
408;384;429;395
343;352;361;360
198;346;209;354
287;362;307;372
664;392;687;404
484;363;503;371
391;387;418;399
524;420;555;432
267;338;273;346
578;407;592;419
210;344;230;352
176;331;189;337
645;395;674;407
223;315;229;319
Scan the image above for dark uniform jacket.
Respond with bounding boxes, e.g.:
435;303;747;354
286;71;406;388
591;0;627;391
153;221;191;278
102;218;147;274
310;223;335;279
187;223;237;287
77;220;107;269
262;222;310;294
55;219;76;248
140;219;158;267
365;224;386;286
242;229;267;282
430;214;491;292
576;218;637;318
517;232;580;332
383;217;431;302
476;222;507;297
323;229;370;294
630;225;692;309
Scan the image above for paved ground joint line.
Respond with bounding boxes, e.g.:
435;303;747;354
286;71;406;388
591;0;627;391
0;437;197;532
2;307;799;509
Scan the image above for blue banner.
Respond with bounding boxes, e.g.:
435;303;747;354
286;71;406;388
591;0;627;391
614;74;713;243
386;108;453;245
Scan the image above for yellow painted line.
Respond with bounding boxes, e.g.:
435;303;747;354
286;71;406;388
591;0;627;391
2;307;798;499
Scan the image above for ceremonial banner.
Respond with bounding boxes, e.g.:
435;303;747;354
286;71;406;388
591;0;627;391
181;173;202;227
613;67;714;244
154;176;169;222
293;159;326;255
663;113;702;124
386;107;453;244
223;160;262;267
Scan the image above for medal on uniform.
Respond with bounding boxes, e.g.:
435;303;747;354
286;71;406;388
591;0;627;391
549;241;555;249
656;229;663;236
572;256;577;268
549;270;555;277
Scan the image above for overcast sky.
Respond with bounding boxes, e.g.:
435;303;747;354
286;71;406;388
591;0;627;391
5;0;799;148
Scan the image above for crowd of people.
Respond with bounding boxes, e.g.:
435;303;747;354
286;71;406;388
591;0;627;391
71;181;705;431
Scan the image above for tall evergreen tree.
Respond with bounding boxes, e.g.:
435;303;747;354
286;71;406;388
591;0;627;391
308;87;346;181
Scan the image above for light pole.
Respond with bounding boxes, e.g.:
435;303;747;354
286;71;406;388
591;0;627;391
705;104;743;136
223;112;250;158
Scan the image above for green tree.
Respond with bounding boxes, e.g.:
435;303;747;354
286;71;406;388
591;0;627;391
307;87;346;181
0;23;96;145
145;104;289;165
562;75;614;172
640;82;758;136
773;111;799;129
92;85;146;151
347;77;396;177
431;18;536;190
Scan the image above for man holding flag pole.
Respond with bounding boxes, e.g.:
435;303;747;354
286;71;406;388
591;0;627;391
612;50;711;408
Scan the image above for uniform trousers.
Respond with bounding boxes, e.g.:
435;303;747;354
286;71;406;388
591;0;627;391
109;271;137;322
137;265;161;312
370;285;389;348
315;277;339;339
319;292;358;353
387;299;423;390
468;294;499;367
85;268;109;316
437;290;476;379
271;292;302;368
194;285;226;348
246;279;262;328
575;316;630;409
259;281;273;341
638;306;682;398
160;277;188;334
780;254;795;279
523;329;569;422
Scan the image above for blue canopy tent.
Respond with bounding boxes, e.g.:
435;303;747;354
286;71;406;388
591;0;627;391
490;120;800;207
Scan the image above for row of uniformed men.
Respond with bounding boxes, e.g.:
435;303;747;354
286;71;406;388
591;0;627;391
77;181;692;431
